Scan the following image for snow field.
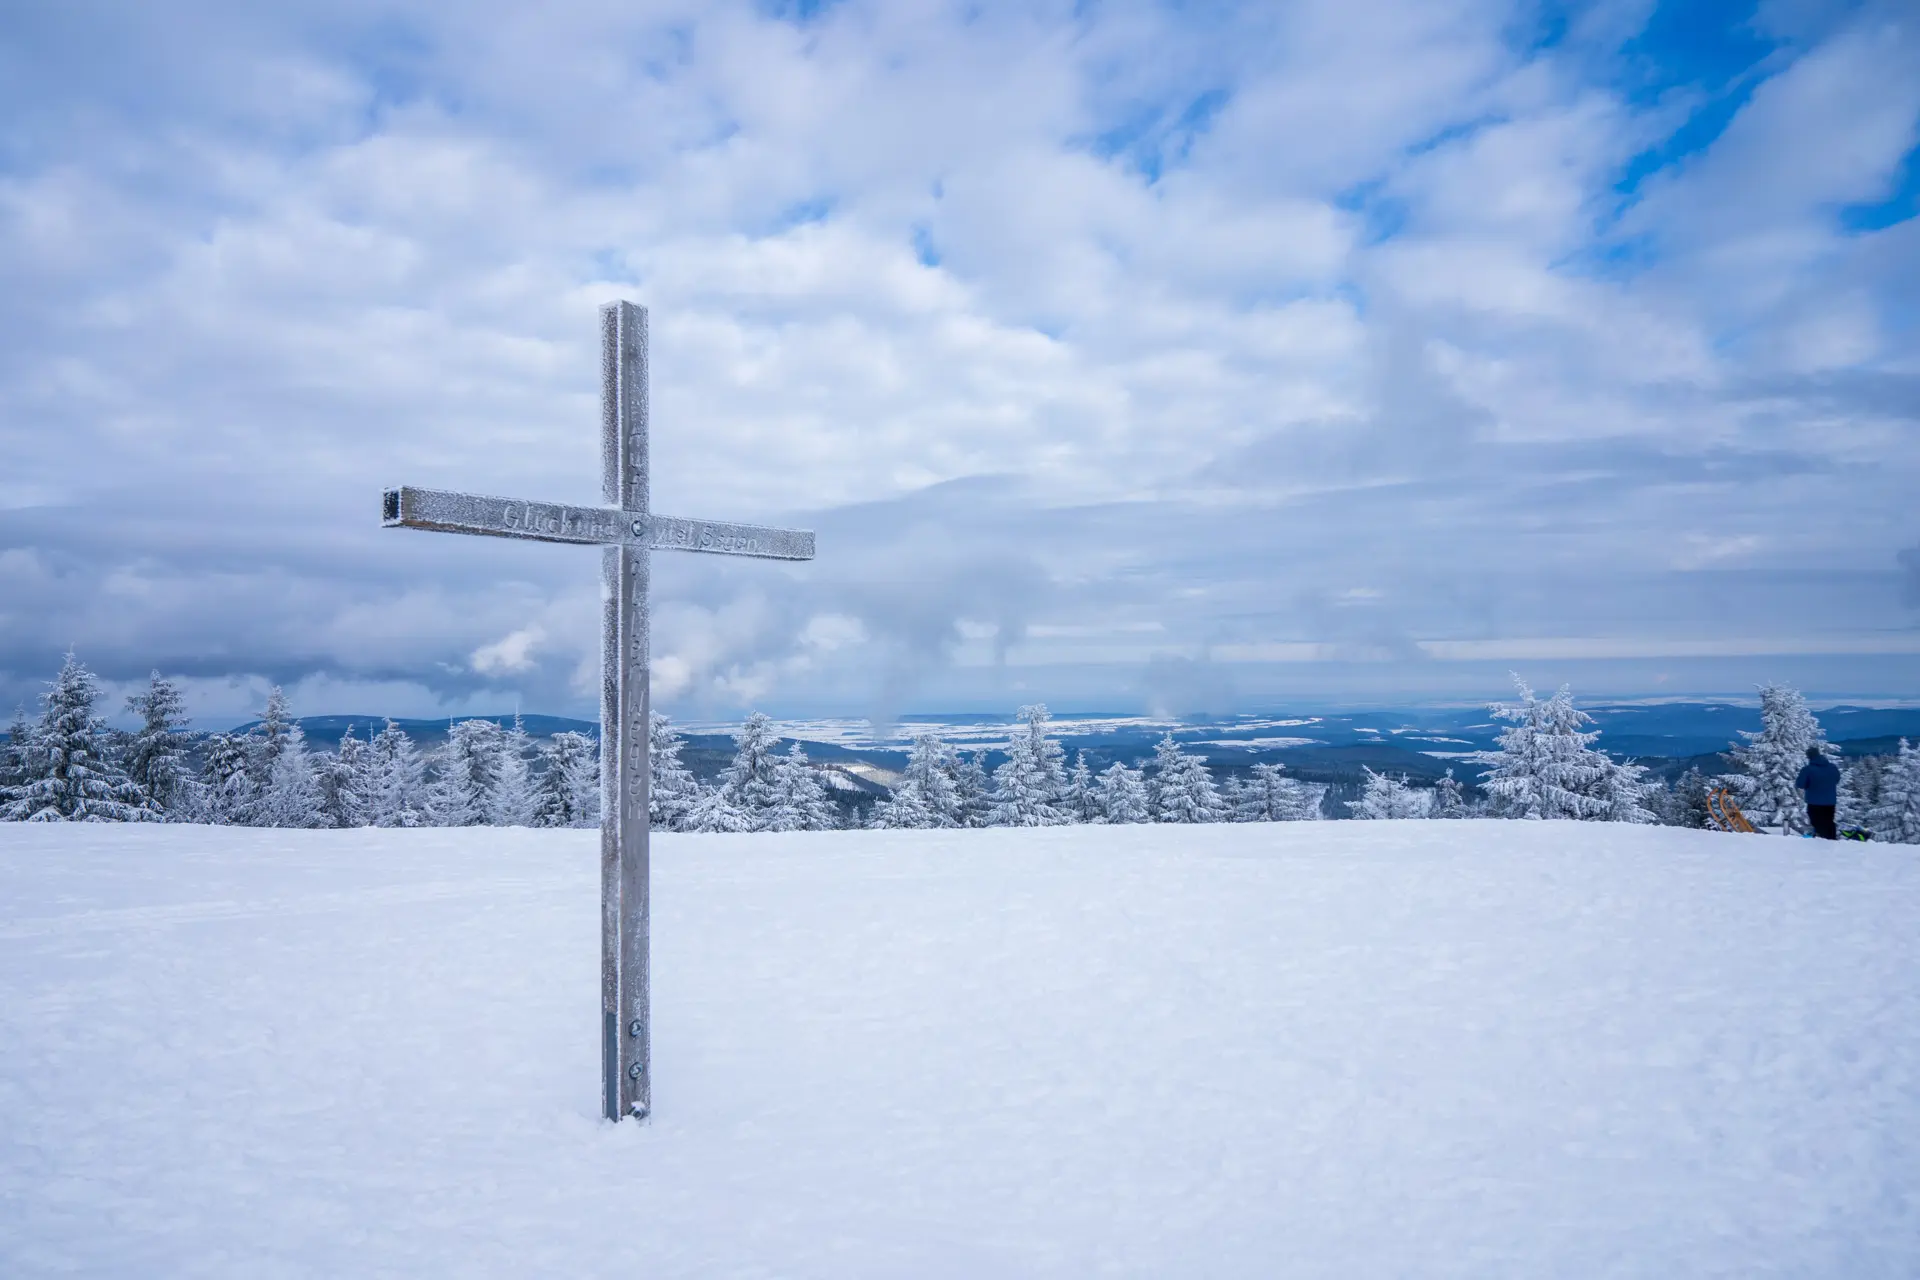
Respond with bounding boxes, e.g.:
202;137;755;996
2;821;1917;1276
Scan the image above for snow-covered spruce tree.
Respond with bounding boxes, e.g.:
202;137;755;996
696;711;786;832
1726;683;1829;835
4;652;150;822
1598;756;1656;824
316;728;366;829
1649;767;1715;829
868;777;930;829
1837;754;1885;834
257;723;322;828
1061;752;1101;824
1229;761;1319;822
685;786;751;832
199;733;254;824
1429;769;1465;819
990;704;1070;827
1474;677;1615;821
122;672;193;818
496;716;534;827
647;714;700;831
429;719;514;826
1147;733;1228;824
1;706;34;811
1867;740;1920;844
870;732;963;829
917;732;968;827
531;730;599;828
1347;767;1429;819
767;742;837;831
1096;760;1151;824
1145;735;1179;817
953;750;994;828
1221;766;1258;822
363;720;428;828
244;686;296;810
1220;774;1249;819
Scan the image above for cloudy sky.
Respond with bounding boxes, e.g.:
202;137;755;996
2;0;1917;726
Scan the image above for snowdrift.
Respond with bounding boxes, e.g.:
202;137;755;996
3;821;1916;1276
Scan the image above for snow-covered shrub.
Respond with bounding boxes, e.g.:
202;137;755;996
1228;762;1320;822
1649;767;1715;829
1347;767;1429;820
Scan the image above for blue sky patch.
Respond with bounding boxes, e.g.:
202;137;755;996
1839;142;1920;233
1088;87;1232;183
773;198;835;231
912;226;941;268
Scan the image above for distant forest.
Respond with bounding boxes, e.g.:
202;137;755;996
3;655;1916;842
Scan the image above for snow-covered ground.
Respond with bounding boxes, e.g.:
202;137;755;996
3;822;1916;1277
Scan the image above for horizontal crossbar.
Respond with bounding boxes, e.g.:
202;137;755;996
382;486;815;561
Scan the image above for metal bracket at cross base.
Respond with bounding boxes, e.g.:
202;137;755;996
382;302;815;1120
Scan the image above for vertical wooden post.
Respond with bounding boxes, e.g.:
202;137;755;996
600;301;651;1121
386;299;807;1119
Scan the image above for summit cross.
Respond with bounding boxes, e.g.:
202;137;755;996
381;301;815;1121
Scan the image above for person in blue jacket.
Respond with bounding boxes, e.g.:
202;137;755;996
1795;745;1841;840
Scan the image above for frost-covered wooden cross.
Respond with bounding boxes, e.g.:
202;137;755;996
381;302;814;1121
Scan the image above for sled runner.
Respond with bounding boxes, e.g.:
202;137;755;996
1707;788;1755;834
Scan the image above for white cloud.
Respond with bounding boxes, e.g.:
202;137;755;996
471;626;545;675
0;0;1914;721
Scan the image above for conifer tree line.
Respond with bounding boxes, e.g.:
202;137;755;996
0;662;1313;831
1;655;1916;841
1331;677;1654;822
1457;675;1920;841
861;704;1323;829
0;655;608;828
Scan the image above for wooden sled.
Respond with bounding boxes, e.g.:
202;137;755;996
1707;789;1756;834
